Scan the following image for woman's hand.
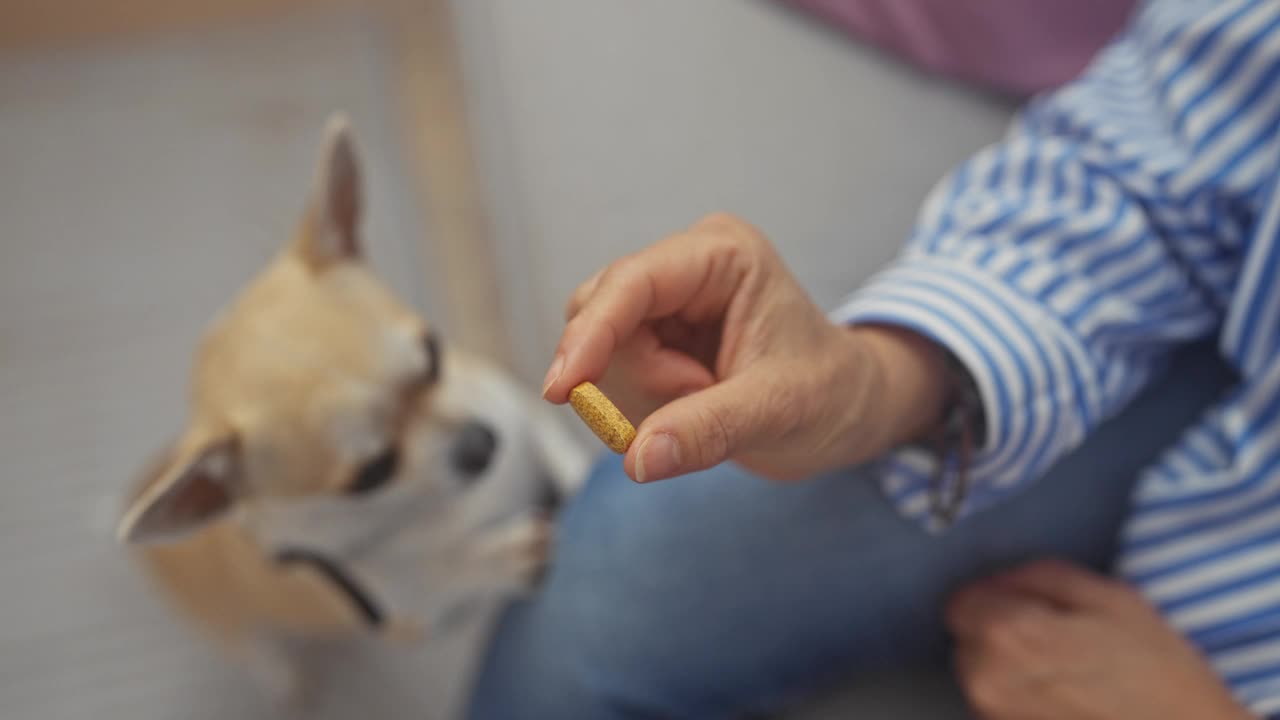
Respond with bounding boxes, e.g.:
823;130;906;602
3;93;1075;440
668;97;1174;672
948;560;1253;720
542;213;947;483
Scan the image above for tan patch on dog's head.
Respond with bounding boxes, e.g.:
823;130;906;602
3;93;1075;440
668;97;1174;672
120;114;441;544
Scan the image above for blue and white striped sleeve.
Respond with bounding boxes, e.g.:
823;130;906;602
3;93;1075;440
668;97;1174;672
836;0;1274;523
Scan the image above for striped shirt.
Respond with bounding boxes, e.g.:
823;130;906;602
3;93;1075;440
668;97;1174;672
835;0;1280;713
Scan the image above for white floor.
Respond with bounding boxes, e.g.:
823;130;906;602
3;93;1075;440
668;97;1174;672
0;16;481;720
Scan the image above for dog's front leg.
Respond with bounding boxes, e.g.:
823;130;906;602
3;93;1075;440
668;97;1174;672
467;512;556;592
231;629;309;711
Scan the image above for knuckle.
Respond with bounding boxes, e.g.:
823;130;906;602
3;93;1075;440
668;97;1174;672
692;403;734;466
681;214;781;283
565;270;605;320
605;254;655;301
695;213;768;250
982;618;1024;654
562;311;615;355
983;621;1019;653
1006;615;1044;650
563;310;590;337
693;211;744;232
986;611;1055;658
965;673;1005;714
595;258;627;291
565;290;587;320
610;253;640;278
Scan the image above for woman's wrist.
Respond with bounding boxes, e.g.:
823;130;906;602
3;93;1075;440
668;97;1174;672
842;324;950;454
805;323;949;468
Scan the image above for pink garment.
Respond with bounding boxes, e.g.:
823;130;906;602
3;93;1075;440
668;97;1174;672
784;0;1138;95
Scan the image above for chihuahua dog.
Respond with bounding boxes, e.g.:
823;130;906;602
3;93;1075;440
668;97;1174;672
116;114;589;702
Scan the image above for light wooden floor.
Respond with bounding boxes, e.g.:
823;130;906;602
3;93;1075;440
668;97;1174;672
0;16;485;720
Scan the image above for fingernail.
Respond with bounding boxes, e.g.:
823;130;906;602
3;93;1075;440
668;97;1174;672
635;433;681;483
541;355;565;398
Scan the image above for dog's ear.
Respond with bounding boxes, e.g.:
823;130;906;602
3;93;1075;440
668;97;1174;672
296;112;363;267
117;433;242;544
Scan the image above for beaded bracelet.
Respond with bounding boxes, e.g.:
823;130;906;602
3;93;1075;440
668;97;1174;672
928;350;986;526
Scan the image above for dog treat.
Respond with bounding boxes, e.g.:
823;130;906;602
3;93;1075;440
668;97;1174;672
569;382;636;454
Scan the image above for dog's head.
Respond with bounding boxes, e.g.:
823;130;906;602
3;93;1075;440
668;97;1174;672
118;115;502;545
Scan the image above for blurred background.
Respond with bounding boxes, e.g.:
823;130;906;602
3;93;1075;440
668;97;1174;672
0;0;1014;717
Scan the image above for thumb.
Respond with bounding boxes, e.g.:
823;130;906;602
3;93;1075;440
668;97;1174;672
625;373;780;483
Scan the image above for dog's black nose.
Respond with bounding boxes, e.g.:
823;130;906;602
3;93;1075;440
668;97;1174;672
451;421;498;479
536;479;563;514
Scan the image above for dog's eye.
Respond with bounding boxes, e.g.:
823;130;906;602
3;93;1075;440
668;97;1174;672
422;331;442;384
348;446;400;495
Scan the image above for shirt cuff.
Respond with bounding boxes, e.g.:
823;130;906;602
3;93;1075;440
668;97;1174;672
832;253;1096;527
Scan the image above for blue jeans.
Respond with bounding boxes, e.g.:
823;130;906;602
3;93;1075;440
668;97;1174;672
468;346;1234;719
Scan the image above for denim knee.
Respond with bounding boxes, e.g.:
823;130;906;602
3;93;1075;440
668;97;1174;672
470;454;893;719
471;454;775;718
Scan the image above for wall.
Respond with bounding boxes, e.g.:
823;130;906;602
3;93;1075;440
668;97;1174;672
449;0;1016;383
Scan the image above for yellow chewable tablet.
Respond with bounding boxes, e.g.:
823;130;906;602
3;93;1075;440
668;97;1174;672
569;382;637;454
